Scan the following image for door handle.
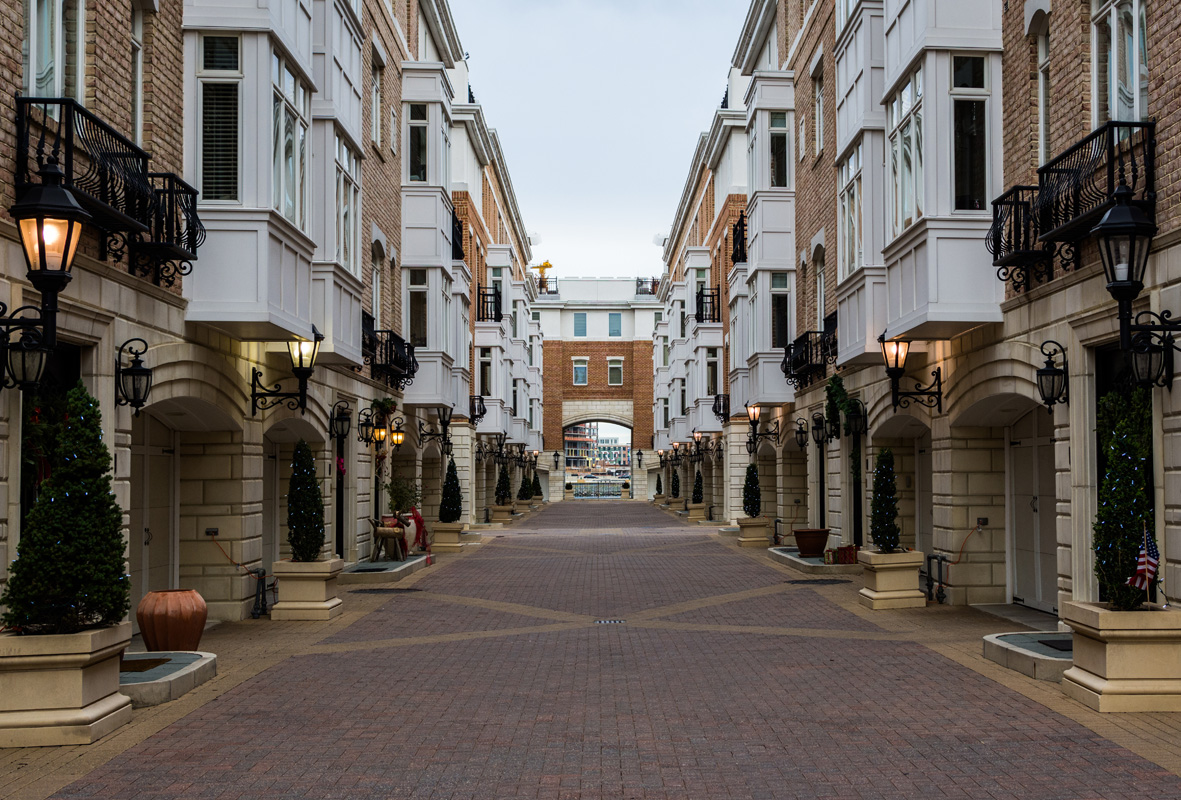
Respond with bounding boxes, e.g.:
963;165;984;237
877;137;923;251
1029;497;1038;513
144;527;153;545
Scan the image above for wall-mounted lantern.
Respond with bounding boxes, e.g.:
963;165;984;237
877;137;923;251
744;403;780;454
251;327;324;416
879;334;942;412
419;405;454;456
1035;340;1070;411
115;338;153;415
329;400;352;444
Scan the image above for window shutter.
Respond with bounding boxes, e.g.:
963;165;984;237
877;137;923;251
202;82;239;200
574;313;586;337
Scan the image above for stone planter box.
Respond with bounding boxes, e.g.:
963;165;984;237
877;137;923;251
533;494;544;505
736;517;771;548
491;504;515;523
857;549;925;609
0;621;133;747
688;502;706;521
1061;601;1181;712
652;494;665;505
432;522;467;553
270;558;345;621
621;489;631;499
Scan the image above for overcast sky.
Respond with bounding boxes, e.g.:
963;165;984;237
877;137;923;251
450;0;751;280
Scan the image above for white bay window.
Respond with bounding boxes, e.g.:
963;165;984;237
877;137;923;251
272;53;309;229
838;142;862;281
888;66;923;238
335;135;360;274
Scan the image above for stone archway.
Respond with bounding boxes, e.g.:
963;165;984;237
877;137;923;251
561;400;634;431
554;403;640;502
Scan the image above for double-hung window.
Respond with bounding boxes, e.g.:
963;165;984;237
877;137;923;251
336;135;361;274
479;347;493;396
770;112;789;187
371;252;383;329
771;272;790;349
23;0;85;101
574;312;587;337
408;268;428;347
838;143;863;281
887;66;923;237
608;359;624;386
198;36;241;202
1093;0;1148;123
952;55;988;212
815;251;826;325
705;348;719;396
813;70;824;156
370;64;383;148
408;103;428;181
273;53;309;228
573;358;588;386
130;5;143;144
609;312;622;337
1037;32;1051;165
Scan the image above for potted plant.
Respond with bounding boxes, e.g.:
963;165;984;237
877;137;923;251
492;464;514;521
688;469;706;520
564;481;574;500
1062;388;1181;711
736;463;770;547
0;384;134;746
671;469;680;500
433;458;468;552
271;440;345;621
531;470;544;504
653;473;664;504
621;480;631;500
857;448;925;609
516;467;534;512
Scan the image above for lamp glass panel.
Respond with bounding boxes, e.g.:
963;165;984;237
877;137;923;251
8;343;47;386
19;217;80;273
1131;346;1163;387
880;339;910;370
288;337;319;370
123;368;152;405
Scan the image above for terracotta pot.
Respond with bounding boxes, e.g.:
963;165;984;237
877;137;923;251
792;528;831;559
136;589;207;652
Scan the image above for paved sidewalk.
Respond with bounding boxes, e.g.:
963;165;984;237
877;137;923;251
5;501;1181;799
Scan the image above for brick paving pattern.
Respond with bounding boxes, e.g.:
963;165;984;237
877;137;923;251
24;502;1181;799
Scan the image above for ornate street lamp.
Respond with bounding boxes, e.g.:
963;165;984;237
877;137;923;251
329;400;352;443
1094;184;1157;349
1035;340;1070;411
794;418;808;450
251;327;325;415
419;405;454;456
744;403;780;454
879;334;942;412
115;338;153;415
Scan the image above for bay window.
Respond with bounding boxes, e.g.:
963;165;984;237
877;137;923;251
952;55;988;212
771;112;789;187
888;66;923;238
336;136;361;274
408;103;428;181
838;142;863;281
273;53;309;228
1093;0;1148;123
23;0;84;101
408;269;428;347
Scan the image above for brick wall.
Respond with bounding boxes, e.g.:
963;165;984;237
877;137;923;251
542;339;654;452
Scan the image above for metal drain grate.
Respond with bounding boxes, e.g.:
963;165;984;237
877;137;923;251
351;588;423;595
786;579;851;586
594;619;626;624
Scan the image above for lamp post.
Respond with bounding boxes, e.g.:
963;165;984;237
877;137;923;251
845;399;867;546
1094;184;1157;350
329;400;352;558
811;411;827;527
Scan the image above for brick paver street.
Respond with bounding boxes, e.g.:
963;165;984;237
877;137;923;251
6;502;1181;799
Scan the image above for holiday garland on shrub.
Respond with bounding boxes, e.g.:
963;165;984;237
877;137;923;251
495;465;512;506
655;474;663;495
692;469;704;504
439;458;463;524
742;463;761;518
288;439;326;562
870;447;901;552
671;469;681;498
1094;387;1155;610
1;384;129;634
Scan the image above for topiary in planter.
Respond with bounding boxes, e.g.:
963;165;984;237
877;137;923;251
288;439;326;562
531;470;542;496
742;462;761;518
1094;387;1155;610
671;470;680;499
1;384;129;634
655;474;663;495
517;468;533;501
495;465;512;506
870;448;901;553
565;482;573;491
439;458;463;524
622;481;630;490
692;470;704;504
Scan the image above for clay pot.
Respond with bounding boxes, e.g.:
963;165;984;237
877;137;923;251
136;589;208;651
792;528;831;559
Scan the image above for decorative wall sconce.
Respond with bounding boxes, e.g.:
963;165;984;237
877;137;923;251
469;394;487;425
712;393;730;424
634;449;643;467
794;418;808;450
744;403;780;454
810;412;827;447
879;334;942;412
251;327;324;416
329;400;351;444
419;405;454;456
553;450;561;469
846;398;867;435
1035;340;1070;410
115;338;153;415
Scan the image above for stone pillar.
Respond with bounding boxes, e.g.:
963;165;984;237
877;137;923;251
724;422;748;523
450;424;477;525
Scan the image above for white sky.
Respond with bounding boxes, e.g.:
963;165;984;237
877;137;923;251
450;0;751;280
596;422;632;444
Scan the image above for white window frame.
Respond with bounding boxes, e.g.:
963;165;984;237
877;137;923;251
574;312;587;337
838;141;863;282
407;103;429;182
336;134;361;275
130;4;143;144
1091;0;1148;124
371;254;382;330
479;347;493;396
770;272;790;350
197;34;242;203
370;63;383;148
815;252;826;328
705;348;718;396
390;106;398;154
24;0;86;103
609;312;622;337
572;358;588;386
408;268;428;348
951;54;990;213
1037;31;1051;165
607;358;624;386
887;65;923;239
813;70;824;156
272;51;310;229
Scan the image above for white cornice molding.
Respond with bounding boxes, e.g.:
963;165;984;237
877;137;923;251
419;0;464;67
487;130;533;265
705;109;746;170
452;103;492;166
732;0;777;75
663;133;710;267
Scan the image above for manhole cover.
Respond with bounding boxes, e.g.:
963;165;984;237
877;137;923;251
351;588;423;595
594;620;626;624
786;579;851;586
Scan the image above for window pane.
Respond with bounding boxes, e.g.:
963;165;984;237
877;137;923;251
409;124;427;182
1096;16;1113;121
772;293;789;349
954;100;987;210
609;313;621;337
202;82;239;200
952;56;985;89
574;313;586;337
609;364;622;385
770;132;788;187
771;272;788;289
573;364;587;385
771;111;786;128
410;103;427;121
1138;2;1148;118
204;36;239;71
410;268;427;286
283;107;296;220
409;291;428;347
1116;3;1134;120
901;119;913;227
913;108;923;220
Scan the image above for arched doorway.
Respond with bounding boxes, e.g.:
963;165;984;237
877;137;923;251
561;420;633;498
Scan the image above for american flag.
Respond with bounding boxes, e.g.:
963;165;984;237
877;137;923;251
1127;533;1160;592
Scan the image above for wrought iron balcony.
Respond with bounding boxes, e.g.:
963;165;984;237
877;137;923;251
635;277;659;295
477;285;503;322
538;276;560;295
712;393;730;424
986;185;1053;292
128;173;207;287
695;286;721;323
782;314;837;389
452;210;465;261
370;329;418;390
362;311;378;359
731;211;747;264
1033;120;1155;244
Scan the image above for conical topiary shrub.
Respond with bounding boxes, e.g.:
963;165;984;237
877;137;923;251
517;468;533;501
656;474;663;495
495;464;512;506
1094;387;1155;610
743;463;761;518
671;469;681;498
288;439;325;561
0;384;129;634
692;470;704;504
439;458;463;524
870;448;901;552
531;470;542;497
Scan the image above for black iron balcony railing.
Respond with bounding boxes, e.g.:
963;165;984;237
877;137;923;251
695;286;721;323
712;393;730;424
731;211;747;264
477;285;503;322
782;315;837;390
539;276;560;295
986;185;1054;292
452;209;465;261
635;277;659;295
1033;120;1155;244
361;311;378;360
128;173;207;287
371;329;418;390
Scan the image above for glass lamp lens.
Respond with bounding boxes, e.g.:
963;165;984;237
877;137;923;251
391;429;404;447
20;217;80;273
8;341;48;387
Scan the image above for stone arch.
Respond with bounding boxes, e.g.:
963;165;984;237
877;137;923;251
561;401;634;430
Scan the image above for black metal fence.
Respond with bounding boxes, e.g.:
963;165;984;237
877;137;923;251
571;481;626;498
